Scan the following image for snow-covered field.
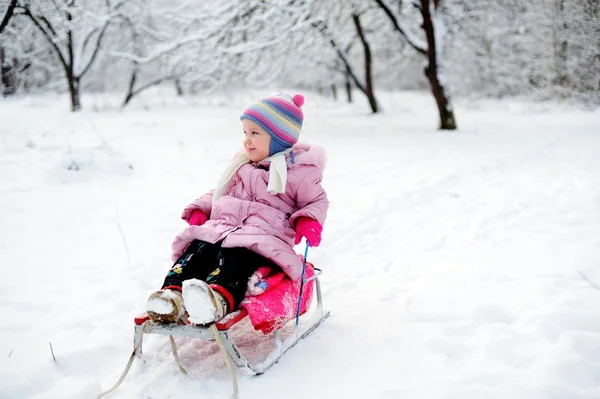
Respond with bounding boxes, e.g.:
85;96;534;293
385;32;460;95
1;90;599;399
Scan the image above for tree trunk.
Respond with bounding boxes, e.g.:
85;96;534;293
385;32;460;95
420;0;456;130
346;73;352;103
1;45;17;96
373;0;457;129
331;84;337;100
0;43;7;96
122;66;138;107
68;75;81;112
122;68;177;109
175;78;183;96
66;8;81;112
0;0;17;34
553;0;569;87
352;13;378;113
424;65;455;130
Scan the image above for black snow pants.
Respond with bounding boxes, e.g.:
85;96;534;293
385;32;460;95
161;240;275;310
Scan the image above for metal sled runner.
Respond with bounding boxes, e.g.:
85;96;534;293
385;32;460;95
96;266;330;399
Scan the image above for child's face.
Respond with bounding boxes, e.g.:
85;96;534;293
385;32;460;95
242;119;271;162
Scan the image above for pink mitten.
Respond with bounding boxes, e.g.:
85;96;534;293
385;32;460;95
189;209;208;226
294;217;323;247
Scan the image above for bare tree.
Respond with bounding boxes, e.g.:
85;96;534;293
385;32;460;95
352;12;378;112
317;25;379;112
374;0;457;129
115;0;313;107
115;1;233;107
1;14;59;96
4;0;598;109
309;1;380;113
17;0;123;111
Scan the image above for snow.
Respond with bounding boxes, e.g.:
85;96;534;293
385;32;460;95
146;297;174;315
146;292;176;316
432;2;449;92
1;90;600;399
433;1;446;59
182;279;219;325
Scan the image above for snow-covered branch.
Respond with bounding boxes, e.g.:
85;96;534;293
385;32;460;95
21;6;69;69
372;0;427;54
76;17;108;77
109;31;216;65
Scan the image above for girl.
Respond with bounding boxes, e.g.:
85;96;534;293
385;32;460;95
146;91;329;325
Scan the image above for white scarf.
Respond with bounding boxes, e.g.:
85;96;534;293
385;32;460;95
212;148;293;205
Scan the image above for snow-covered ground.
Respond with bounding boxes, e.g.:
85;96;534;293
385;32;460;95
1;90;599;399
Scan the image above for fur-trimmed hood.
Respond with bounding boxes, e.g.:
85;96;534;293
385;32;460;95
287;142;327;171
256;142;327;172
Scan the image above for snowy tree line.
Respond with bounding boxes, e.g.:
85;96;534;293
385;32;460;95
1;0;598;122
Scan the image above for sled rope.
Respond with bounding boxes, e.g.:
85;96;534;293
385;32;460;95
96;320;152;399
210;323;238;399
169;336;188;375
205;286;239;399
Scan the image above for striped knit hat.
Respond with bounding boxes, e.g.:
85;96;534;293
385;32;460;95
240;91;304;156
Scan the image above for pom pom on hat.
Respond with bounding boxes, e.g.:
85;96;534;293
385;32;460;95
293;94;304;107
240;91;305;156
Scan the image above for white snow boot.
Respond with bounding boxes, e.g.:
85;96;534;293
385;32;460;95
146;289;186;324
182;279;228;325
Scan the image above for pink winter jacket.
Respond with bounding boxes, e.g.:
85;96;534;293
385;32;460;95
171;142;328;281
